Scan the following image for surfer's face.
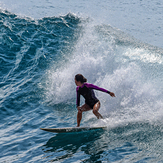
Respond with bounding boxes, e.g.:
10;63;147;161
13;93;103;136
75;79;81;86
75;79;78;86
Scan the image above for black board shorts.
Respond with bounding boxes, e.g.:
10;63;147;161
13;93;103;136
86;99;99;109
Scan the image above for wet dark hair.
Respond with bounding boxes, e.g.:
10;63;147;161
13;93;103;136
75;74;87;83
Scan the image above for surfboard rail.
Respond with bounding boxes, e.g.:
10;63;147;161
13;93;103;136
40;126;107;133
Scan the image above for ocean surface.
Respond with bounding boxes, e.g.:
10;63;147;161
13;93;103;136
0;0;163;162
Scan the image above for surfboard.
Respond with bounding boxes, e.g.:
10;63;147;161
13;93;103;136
40;126;107;133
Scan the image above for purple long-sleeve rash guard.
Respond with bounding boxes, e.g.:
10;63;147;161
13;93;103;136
76;83;110;108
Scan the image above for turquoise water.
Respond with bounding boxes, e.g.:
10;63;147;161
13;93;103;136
0;1;163;162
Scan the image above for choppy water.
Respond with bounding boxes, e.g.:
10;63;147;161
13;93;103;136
0;1;163;162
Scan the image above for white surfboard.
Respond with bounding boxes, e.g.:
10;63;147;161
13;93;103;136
40;126;107;133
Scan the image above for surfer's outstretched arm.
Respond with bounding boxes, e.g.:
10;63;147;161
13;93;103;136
84;83;115;97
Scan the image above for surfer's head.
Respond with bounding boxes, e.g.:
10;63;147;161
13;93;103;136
75;74;87;85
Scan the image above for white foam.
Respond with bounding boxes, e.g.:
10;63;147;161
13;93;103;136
43;21;163;125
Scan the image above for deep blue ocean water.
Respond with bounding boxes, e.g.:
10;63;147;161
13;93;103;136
0;0;163;162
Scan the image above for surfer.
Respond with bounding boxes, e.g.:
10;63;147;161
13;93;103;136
75;74;115;127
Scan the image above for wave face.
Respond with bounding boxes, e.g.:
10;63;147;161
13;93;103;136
0;10;163;162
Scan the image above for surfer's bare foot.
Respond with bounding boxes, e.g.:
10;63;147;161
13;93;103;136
99;115;103;119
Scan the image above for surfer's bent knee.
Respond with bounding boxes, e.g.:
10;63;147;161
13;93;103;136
93;101;100;111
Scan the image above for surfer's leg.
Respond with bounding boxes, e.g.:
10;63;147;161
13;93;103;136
92;101;103;119
77;104;92;127
77;110;82;127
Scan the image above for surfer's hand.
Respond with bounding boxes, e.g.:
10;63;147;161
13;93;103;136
77;106;82;113
110;92;115;97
